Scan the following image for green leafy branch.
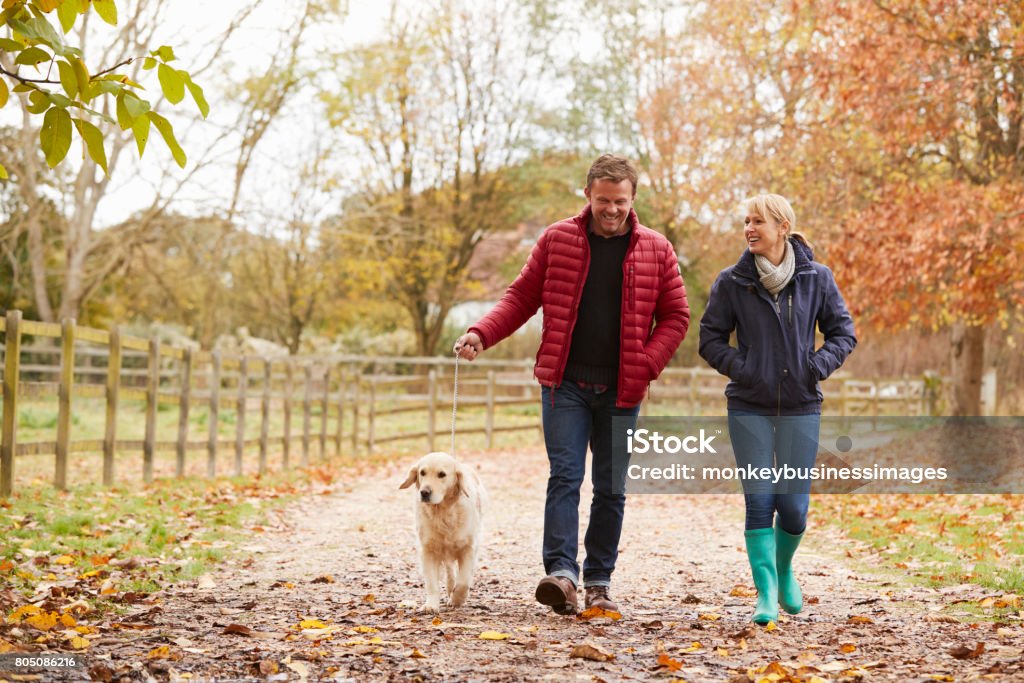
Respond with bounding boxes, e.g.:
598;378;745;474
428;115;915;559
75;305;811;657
0;0;209;178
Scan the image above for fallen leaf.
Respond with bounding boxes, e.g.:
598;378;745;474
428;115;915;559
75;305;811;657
259;660;279;675
656;653;682;671
765;621;777;632
847;615;874;624
223;624;253;637
24;611;58;631
948;642;985;660
680;641;703;653
431;616;443;626
196;575;216;589
479;630;509;640
285;660;309;678
698;613;721;621
147;645;176;660
730;585;757;597
312;575;335;584
570;643;614;661
840;643;857;653
578;606;622;621
69;636;90;650
299;619;327;629
923;614;960;624
409;649;427;659
715;647;729;656
54;555;74;565
352;625;377;633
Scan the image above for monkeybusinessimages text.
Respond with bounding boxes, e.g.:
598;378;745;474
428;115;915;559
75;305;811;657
625;428;948;484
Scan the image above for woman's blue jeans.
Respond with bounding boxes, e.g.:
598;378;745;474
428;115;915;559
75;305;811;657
727;410;820;534
541;382;640;588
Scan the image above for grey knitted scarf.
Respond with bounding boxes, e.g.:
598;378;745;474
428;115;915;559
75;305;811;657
754;239;795;299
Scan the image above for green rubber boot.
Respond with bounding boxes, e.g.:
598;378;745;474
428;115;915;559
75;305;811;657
744;528;778;625
776;527;804;615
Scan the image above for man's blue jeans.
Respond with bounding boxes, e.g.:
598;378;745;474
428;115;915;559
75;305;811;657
541;382;640;588
727;410;820;534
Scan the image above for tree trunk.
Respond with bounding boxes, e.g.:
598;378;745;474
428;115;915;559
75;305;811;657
950;322;985;416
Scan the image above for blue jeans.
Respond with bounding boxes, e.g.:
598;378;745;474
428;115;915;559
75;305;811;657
541;382;640;588
727;410;820;534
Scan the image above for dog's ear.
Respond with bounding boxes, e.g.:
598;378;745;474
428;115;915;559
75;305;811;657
399;464;418;489
455;463;470;498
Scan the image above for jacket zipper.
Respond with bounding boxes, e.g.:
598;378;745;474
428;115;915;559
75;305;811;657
788;294;793;327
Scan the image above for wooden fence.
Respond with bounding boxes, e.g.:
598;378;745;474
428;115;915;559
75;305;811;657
0;310;941;496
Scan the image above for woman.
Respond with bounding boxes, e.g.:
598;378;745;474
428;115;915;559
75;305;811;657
699;194;856;625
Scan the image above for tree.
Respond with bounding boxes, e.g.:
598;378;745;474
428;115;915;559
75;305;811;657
814;0;1024;415
324;0;561;355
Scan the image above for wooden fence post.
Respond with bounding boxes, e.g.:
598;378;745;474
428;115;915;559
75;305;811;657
302;364;311;466
259;359;270;474
176;348;192;478
1;310;22;497
351;366;360;456
235;356;247;476
485;370;495;449
207;352;220;477
283;360;293;469
143;338;160;483
320;365;329;460
427;369;436;452
55;318;75;490
367;377;376;456
334;365;344;458
103;327;121;487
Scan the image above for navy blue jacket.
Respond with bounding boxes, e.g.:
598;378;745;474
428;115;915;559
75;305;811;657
699;239;857;415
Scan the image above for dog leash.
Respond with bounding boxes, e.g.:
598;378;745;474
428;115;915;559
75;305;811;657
450;351;459;457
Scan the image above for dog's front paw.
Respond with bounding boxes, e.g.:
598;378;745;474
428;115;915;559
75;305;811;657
450;585;469;607
421;599;441;614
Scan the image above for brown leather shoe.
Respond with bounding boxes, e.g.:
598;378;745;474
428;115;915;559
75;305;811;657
584;585;619;612
535;576;578;615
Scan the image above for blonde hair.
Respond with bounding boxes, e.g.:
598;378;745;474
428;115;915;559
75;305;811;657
743;193;812;249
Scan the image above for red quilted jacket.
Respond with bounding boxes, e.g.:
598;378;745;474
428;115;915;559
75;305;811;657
469;205;689;407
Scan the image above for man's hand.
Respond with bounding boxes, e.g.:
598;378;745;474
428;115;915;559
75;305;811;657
453;332;483;360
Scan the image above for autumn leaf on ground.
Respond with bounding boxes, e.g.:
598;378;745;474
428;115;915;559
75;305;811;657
730;585;757;597
8;605;42;623
578;606;622;621
299;618;328;629
765;621;777;632
840;643;857;653
948;642;985;660
848;615;873;624
147;645;179;660
223;624;254;637
680;641;703;653
312;574;334;584
25;611;59;631
698;613;721;621
409;648;427;658
478;631;509;640
68;636;90;650
54;555;74;565
656;653;683;671
352;625;377;633
570;643;614;661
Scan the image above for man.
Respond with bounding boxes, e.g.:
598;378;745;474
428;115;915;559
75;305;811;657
454;154;689;615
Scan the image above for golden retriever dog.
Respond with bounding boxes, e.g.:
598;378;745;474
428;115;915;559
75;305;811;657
399;452;486;613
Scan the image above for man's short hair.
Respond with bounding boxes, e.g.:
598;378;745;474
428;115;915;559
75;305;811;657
586;154;638;196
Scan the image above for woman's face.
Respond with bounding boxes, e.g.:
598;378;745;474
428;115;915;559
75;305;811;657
744;211;788;263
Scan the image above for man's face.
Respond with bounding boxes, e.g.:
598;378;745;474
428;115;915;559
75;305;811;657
584;178;634;237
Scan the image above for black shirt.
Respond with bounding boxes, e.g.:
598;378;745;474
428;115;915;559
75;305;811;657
563;229;631;386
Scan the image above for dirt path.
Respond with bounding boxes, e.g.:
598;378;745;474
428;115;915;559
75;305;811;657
75;448;1022;681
